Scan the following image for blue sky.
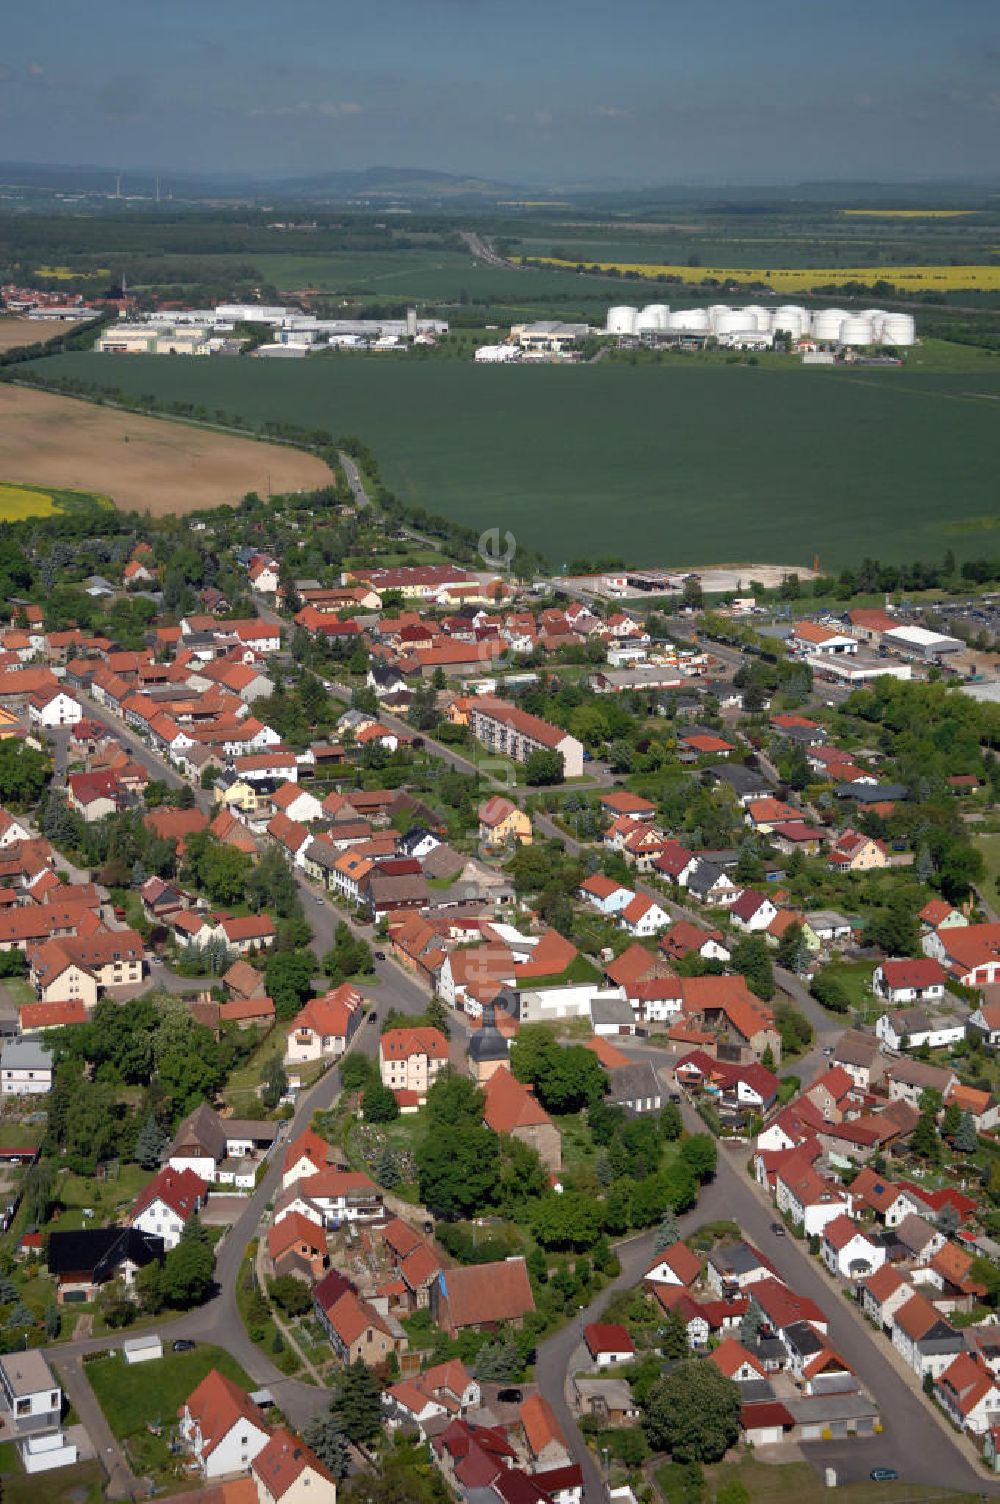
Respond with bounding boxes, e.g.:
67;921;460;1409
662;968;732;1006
1;0;997;183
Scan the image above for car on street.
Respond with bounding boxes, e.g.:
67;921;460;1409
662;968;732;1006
870;1469;898;1483
823;1045;835;1055
770;1222;786;1237
314;895;325;905
172;1339;196;1352
374;950;386;960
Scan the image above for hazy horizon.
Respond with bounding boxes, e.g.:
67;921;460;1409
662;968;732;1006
2;0;996;186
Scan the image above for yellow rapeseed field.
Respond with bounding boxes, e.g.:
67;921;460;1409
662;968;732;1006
841;209;978;218
34;264;110;279
0;483;59;521
523;256;1000;292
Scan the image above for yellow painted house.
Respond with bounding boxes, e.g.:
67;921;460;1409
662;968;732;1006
478;794;532;848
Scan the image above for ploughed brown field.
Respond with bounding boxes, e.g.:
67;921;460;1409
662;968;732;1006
0;385;333;514
0;318;71;350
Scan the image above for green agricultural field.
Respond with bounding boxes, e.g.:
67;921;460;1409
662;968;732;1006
31;350;1000;569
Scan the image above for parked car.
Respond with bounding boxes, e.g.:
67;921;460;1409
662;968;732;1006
770;1222;786;1237
172;1339;196;1353
374;950;386;960
497;1388;523;1404
870;1469;898;1483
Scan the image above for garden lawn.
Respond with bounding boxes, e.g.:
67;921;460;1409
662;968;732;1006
44;1164;152;1234
815;959;877;1021
974;832;1000;900
87;1342;252;1442
702;1458;978;1504
0;1458;105;1504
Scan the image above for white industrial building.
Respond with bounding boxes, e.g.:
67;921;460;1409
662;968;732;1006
606;302;916;349
881;625;964;660
111;304;448;355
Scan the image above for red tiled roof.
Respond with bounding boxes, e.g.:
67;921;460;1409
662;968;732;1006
584;1322;634;1357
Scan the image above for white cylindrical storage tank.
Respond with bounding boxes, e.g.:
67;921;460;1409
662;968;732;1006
772;305;808;339
879;313;916;347
668;308;710;331
812;307;848;341
637;303;670;331
713;311;758;337
606;305;639;336
741;305;771;331
839;315;874;346
707;304;732;328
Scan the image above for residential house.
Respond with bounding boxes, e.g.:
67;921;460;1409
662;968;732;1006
285;986;364;1066
820;1215;886;1280
0;1350;61;1438
178;1369;271;1479
873;958;947;1004
884;1057;956;1110
891;1293;962;1381
379;1026;449;1104
828;831;888;873
619;893;670;938
643;1241;702;1290
775;1159;852;1236
584;1323;636;1368
730;891;779;934
934;1353;1000;1436
130;1166;207;1251
0;1039;52;1096
46;1227;163;1303
860;1263;913;1332
267;1212;328;1282
252;1427;339;1504
478;796;532;848
876;1007;965;1053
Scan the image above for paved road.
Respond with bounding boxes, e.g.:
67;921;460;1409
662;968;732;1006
58;1353;143;1501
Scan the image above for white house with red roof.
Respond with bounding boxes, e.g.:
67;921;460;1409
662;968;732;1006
248;557;281;595
820;1214;886;1281
775;1158;852;1236
178;1368;271;1478
873;957;947;1005
619;892;670;938
643;1241;702;1289
934;1353;1000;1436
130;1166;207;1251
281;1127;334;1190
285;986;364;1066
923;921;1000;988
729;891;778;934
578;874;634;917
583;1322;635;1368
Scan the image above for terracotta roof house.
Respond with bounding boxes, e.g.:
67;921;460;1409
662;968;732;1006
482;1067;561;1171
252;1427;338;1504
584;1322;635;1367
519;1393;570;1469
178;1369;271;1479
431;1256;535;1337
643;1240;702;1289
